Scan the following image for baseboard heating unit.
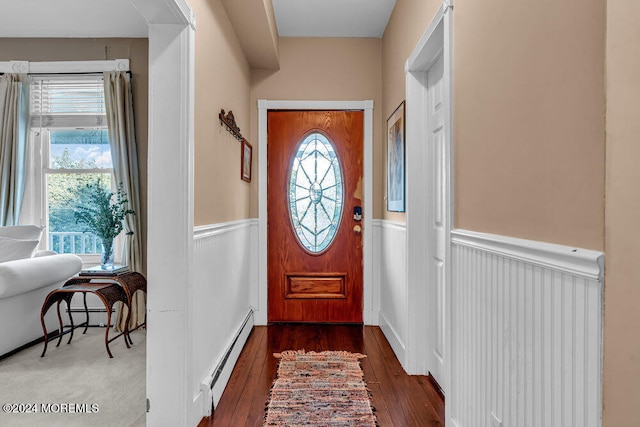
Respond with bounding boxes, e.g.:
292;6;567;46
200;308;255;415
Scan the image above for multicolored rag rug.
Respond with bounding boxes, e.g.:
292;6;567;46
264;350;377;426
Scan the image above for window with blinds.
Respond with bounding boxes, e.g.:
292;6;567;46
27;75;114;256
30;76;106;128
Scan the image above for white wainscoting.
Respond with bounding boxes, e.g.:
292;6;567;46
450;229;604;427
375;220;408;367
191;219;257;421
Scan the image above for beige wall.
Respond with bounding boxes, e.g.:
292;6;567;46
383;0;629;422
191;0;253;225
381;0;606;249
603;0;640;423
381;0;441;221
250;37;383;218
453;0;605;250
0;37;149;260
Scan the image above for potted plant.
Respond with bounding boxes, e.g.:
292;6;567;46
74;179;135;270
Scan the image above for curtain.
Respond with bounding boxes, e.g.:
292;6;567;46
103;71;145;331
0;74;29;226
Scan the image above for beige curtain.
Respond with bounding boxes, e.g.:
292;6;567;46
103;71;145;331
0;74;29;226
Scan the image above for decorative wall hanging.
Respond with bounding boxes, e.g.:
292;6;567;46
241;139;252;183
386;101;406;212
219;109;251;182
219;109;243;141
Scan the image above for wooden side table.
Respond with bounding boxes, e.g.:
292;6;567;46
64;271;147;344
40;283;129;358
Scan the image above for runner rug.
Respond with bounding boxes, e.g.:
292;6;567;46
264;350;377;426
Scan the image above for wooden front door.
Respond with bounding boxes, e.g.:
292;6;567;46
268;110;363;323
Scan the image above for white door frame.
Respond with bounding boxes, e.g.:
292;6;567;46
257;100;375;325
131;0;196;425
405;0;453;405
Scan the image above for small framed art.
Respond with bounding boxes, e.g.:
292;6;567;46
386;101;405;212
241;139;252;182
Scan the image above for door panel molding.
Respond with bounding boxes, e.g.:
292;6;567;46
257;100;374;325
285;273;347;299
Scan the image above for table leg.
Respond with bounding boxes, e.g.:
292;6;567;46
104;298;114;358
126;301;134;345
82;292;89;334
40;294;53;357
66;296;75;345
119;305;131;350
55;301;64;347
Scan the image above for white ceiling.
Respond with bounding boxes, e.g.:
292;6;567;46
0;0;148;38
0;0;395;39
272;0;396;38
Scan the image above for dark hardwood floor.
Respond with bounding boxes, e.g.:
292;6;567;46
198;324;444;427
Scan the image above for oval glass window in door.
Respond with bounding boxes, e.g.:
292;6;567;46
288;132;344;253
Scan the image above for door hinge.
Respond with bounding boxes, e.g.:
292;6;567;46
146;398;150;413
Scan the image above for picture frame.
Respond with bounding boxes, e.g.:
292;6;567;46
386;101;405;212
241;139;252;182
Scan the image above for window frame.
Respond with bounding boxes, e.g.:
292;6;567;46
25;75;119;264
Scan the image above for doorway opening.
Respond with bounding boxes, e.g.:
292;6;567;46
405;0;453;414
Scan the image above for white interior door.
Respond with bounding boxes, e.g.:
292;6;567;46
427;53;446;388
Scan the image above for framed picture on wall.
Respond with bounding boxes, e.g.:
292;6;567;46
241;139;252;182
386;101;405;212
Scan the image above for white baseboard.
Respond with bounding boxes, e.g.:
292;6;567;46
379;311;406;366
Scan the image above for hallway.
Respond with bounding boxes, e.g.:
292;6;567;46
199;324;445;426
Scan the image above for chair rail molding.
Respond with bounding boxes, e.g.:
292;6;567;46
451;229;604;281
193;218;256;239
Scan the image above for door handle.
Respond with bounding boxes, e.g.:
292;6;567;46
353;225;362;234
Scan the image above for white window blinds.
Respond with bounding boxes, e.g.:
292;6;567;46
30;76;106;128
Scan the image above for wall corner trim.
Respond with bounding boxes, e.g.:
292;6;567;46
451;229;604;282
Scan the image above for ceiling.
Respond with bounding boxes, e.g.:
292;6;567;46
0;0;395;39
0;0;148;38
272;0;396;38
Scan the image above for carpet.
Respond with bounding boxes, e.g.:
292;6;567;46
264;350;377;426
0;328;145;427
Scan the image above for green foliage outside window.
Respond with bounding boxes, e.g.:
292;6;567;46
48;148;112;253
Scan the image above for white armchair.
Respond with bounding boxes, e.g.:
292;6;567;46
0;226;82;356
